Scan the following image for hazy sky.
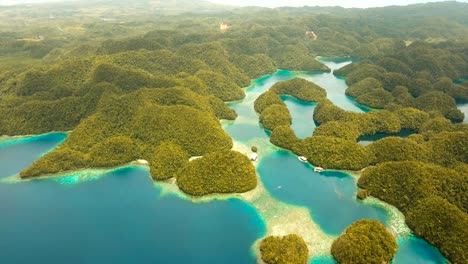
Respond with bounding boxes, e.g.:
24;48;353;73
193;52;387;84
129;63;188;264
208;0;467;8
1;0;467;8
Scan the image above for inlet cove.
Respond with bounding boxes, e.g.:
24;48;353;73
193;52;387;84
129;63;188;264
0;58;450;264
1;2;467;263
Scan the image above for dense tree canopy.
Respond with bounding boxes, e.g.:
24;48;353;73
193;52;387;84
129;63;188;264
176;150;257;196
331;219;397;264
260;234;308;264
1;1;467;262
270;78;327;102
149;141;190;180
294;136;373;170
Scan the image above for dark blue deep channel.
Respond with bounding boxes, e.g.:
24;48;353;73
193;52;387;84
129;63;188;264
0;134;265;264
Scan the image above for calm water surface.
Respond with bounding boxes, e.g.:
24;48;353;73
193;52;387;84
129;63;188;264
0;135;265;264
1;58;446;264
358;129;416;146
224;57;446;263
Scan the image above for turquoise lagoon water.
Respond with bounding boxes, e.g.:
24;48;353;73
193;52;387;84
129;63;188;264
224;57;446;263
0;132;67;179
282;95;317;139
0;58;446;264
0;136;265;263
257;151;388;235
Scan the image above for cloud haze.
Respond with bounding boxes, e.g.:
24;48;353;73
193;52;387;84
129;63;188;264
1;0;467;8
207;0;467;8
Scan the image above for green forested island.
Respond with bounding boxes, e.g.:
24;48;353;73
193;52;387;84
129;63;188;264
1;0;467;263
331;220;398;264
260;234;309;264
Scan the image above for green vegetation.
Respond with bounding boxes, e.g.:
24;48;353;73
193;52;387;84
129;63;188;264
406;197;468;264
149;141;189;180
337;41;467;121
294;136;373;170
414;91;464;121
259;234;308;264
259;105;292;131
195;70;245;101
255;79;325;132
251;146;258;153
358;161;466;213
367;137;430;164
1;1;467;261
331;219;397;264
176;150;257;196
358;161;467;263
394;108;430;131
313;121;361;141
270;125;302;150
88;136;140;167
254;91;286;114
346;77;393;108
313;100;401;137
20;88;233;178
270;78;327;102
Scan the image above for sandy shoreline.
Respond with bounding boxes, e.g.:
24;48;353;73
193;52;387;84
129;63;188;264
2;135;413;263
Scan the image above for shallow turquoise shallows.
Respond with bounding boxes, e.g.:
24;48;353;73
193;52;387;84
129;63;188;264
281;95;317;139
0;58;446;264
224;57;446;263
393;236;447;264
0;136;265;264
257;150;388;235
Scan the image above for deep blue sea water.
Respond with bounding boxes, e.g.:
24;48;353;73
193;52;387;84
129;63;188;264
0;135;265;264
0;58;446;264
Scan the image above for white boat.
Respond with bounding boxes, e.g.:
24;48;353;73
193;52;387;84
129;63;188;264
298;156;308;162
250;153;258;161
314;167;325;173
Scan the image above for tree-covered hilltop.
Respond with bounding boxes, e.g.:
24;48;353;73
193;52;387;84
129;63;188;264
270;78;327;103
331;219;397;264
176;150;257;196
20;88;234;178
0;1;467;260
335;41;468;121
254;78;326;131
358;162;468;263
259;234;309;264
